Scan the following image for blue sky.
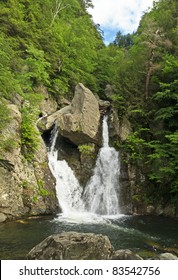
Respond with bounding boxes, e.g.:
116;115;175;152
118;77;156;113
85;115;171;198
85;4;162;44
88;0;157;44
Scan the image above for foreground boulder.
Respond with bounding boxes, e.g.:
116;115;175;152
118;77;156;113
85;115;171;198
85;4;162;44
27;232;113;260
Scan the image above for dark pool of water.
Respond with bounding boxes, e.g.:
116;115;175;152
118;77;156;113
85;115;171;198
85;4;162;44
0;214;178;259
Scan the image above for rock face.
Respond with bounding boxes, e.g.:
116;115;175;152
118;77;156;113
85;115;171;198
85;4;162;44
37;85;58;116
57;137;97;187
27;232;113;260
109;108;131;141
0;104;58;222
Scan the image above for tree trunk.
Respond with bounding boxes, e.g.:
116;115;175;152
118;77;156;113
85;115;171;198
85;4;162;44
145;49;154;99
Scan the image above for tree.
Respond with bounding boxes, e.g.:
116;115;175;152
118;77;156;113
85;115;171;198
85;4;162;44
113;31;134;48
50;0;69;27
137;15;172;99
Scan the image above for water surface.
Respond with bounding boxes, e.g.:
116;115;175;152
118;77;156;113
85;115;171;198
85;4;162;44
0;214;178;259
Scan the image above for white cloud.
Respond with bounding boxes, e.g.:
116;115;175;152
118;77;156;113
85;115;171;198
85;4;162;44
88;0;156;34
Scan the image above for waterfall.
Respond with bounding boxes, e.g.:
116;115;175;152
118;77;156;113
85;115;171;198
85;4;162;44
83;116;120;215
48;116;121;218
48;124;85;215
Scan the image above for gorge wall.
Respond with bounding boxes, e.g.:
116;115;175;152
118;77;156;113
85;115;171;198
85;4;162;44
1;83;176;223
0;82;132;222
0;88;59;223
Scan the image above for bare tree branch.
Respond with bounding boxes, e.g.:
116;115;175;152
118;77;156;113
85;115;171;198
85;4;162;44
50;0;69;27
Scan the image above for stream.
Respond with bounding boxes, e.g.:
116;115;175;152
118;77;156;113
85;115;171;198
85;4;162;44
0;214;178;259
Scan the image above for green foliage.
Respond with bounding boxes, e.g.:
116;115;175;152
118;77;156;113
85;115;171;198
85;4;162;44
21;105;40;161
108;0;178;205
0;100;18;155
23;44;51;87
113;31;134;48
37;179;50;196
78;144;95;157
0;100;10;131
122;130;148;164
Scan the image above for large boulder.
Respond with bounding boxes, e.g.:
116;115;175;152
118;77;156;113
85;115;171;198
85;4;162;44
57;83;100;145
44;83;100;145
27;232;113;260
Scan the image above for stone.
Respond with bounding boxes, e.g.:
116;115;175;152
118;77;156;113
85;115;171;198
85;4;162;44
105;84;114;100
38;83;100;144
157;253;178;260
98;100;110;115
27;232;113;260
146;205;155;215
109;108;131;141
111;249;143;260
56;83;100;145
37;85;58;115
57;137;97;186
0;213;7;223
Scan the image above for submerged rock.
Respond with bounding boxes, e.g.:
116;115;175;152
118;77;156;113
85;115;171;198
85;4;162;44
27;232;113;260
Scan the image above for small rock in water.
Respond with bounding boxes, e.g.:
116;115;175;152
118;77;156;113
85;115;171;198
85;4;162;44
156;253;178;260
111;249;143;260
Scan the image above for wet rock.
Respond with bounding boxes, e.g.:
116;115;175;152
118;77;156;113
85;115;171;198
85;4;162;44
27;232;113;260
0;213;7;223
111;249;143;260
156;253;178;260
146;205;155;215
98;100;110;115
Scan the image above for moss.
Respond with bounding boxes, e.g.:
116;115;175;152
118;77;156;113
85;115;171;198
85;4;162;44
21;180;34;189
132;194;142;203
33;195;38;203
37;179;50;196
21;106;40;162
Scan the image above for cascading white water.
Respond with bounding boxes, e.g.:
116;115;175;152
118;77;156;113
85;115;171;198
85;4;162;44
83;116;120;215
48;116;121;218
48;124;85;215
